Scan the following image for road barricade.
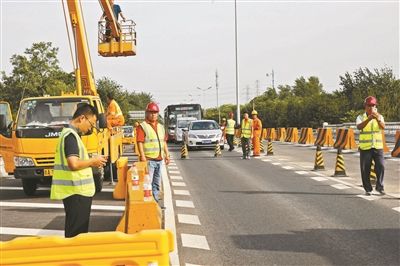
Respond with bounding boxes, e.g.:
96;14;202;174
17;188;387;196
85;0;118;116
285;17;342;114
265;128;276;141
314;128;334;147
380;129;390;153
392;130;400;157
285;127;298;143
298;128;314;144
276;128;286;141
333;128;357;150
0;230;174;266
262;128;267;139
113;157;129;200
116;162;161;234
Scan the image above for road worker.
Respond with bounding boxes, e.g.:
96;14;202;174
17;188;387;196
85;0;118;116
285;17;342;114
106;92;125;129
50;104;107;238
137;102;170;204
226;112;236;151
356;96;385;196
220;117;227;143
240;111;253;159
251;110;262;156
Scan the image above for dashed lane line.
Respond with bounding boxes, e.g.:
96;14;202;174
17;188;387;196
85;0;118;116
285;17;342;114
175;200;195;208
168;166;179;170
330;184;351;190
310;176;329;182
282;166;294;170
393;207;400;213
0;227;64;236
174;190;191;196
169;170;180;174
177;214;201;225
170;176;184;180
181;234;210;250
356;194;379;201
262;159;272;162
295;171;309;175
171;182;186;187
0;201;124;211
272;162;281;165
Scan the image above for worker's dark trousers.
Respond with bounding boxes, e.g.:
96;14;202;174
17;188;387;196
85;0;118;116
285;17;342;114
63;194;93;238
241;137;250;158
226;134;234;151
360;148;385;192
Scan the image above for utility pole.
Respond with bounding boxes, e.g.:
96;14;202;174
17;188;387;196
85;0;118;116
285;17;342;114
266;69;275;90
234;0;240;123
256;80;260;97
245;85;250;102
215;69;220;124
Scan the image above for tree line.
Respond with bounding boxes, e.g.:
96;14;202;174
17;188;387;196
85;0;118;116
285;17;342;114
0;42;152;120
204;68;400;128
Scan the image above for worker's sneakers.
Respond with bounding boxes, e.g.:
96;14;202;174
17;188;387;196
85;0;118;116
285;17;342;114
365;191;372;196
376;189;385;195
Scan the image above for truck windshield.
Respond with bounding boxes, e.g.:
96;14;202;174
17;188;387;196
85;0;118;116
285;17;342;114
16;99;90;129
177;120;191;128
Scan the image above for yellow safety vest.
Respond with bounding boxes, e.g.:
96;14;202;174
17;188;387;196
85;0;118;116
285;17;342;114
359;113;383;150
241;119;252;138
140;121;165;159
50;128;94;200
226;119;236;135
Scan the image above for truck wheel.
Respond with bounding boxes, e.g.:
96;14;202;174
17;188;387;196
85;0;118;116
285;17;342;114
94;172;104;193
22;179;38;196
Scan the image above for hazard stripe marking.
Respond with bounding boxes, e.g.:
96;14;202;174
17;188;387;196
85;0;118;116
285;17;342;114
175;200;195;208
174;190;191;196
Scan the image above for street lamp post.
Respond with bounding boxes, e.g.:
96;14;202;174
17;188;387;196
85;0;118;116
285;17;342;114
234;0;240;123
196;86;212;108
266;69;275;90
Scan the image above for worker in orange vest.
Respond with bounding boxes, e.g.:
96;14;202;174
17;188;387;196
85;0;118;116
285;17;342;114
251;110;262;157
106;93;125;129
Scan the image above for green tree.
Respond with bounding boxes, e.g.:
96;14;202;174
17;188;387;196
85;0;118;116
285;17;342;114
1;42;74;113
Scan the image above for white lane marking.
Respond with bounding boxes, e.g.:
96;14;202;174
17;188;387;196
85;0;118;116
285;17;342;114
174;190;190;196
161;164;180;266
0;186;114;193
295;171;309;175
170;176;183;180
0;227;64;236
337;177;353;180
262;159;271;162
253;156;263;159
178;214;201;225
175;200;195;208
331;184;351;190
392;207;400;213
169;170;180;174
278;158;289;161
185;264;202;266
168;166;179;170
357;194;379;201
171;182;186;187
311;176;329;182
181;234;210;250
0;202;124;211
272;162;281;165
169;163;177;166
282;166;294;170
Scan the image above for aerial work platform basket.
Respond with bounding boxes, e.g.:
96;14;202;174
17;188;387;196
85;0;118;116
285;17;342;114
98;20;136;57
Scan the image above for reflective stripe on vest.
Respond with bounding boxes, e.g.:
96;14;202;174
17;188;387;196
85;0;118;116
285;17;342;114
50;128;94;200
140;121;165;159
359;113;383;150
226;119;235;135
241;119;252;138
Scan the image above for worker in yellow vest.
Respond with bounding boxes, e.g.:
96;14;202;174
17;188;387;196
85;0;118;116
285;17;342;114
226;112;236;151
137;102;170;203
251;110;262;156
356;96;385;196
106;92;125;129
51;104;107;238
240;111;253;160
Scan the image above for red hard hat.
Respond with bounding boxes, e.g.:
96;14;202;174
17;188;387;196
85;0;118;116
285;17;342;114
146;102;159;112
364;96;377;106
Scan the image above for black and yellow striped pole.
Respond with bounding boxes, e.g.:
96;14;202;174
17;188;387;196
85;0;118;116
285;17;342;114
370;160;377;185
313;145;325;170
181;143;189;159
260;139;265;153
267;140;274;155
214;142;222;157
332;148;347;176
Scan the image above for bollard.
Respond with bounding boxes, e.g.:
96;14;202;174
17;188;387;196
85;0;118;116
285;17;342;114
214;142;222;157
313;145;325;170
181;143;189;159
332;149;347;176
370;160;377;185
260;139;265;153
267;141;274;155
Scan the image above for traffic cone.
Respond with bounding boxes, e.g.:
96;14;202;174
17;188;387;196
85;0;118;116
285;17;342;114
260;140;265;153
370;160;377;185
313;145;325;170
181;143;189;159
237;137;242;147
214;142;222;157
332;149;347;176
267;141;274;155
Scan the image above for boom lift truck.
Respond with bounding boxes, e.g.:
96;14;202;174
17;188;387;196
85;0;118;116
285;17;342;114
0;0;136;196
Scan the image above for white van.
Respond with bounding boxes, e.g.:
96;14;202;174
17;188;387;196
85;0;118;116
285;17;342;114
175;117;197;143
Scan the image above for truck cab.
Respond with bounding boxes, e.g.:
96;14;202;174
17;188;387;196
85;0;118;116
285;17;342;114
0;96;114;196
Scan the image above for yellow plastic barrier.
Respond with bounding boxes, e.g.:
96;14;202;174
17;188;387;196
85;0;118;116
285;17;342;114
381;129;390;153
0;230;173;266
265;128;276;141
261;128;267;140
298;128;314;144
113;157;129;200
276;128;286;141
116;162;161;234
314;128;334;147
392;130;400;157
110;128;124;163
285;127;298;143
334;128;357;150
